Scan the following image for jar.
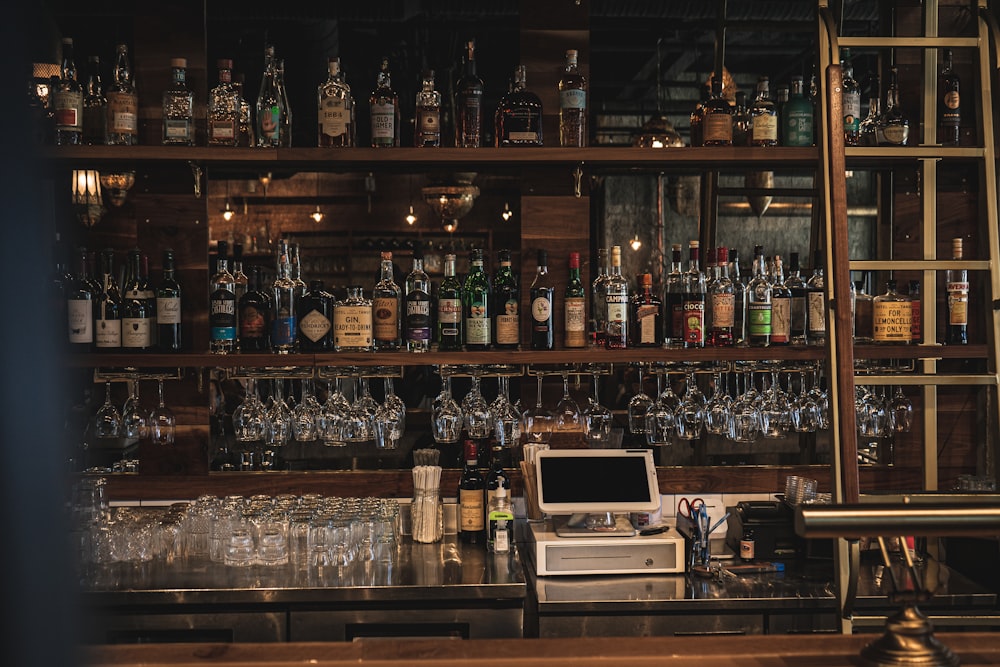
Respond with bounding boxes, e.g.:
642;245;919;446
411;487;443;543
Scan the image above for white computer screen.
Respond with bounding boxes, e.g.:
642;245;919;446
535;449;660;514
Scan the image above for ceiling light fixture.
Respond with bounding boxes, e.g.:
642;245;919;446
310;173;324;223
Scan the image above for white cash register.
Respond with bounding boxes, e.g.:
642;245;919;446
527;449;685;576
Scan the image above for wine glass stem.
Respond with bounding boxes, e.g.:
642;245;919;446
536;375;544;408
158;380;166;408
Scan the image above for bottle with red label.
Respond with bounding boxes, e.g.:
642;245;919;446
629;273;662;347
682;241;706;348
946;238;968;345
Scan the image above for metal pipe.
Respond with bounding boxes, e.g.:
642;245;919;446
795;502;1000;538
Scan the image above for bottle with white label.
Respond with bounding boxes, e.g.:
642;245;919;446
558;50;587;147
370;57;399;147
333;286;372;351
564;252;586;348
463;249;492;350
946;237;969;345
318;57;354;147
530;249;554;350
209;241;236;354
94;249;123;351
604;245;629;349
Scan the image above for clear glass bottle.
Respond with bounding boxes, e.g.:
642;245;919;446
746;245;772;347
334;285;373;351
877;66;909;146
732;91;751;146
730;247;747;345
404;246;432;352
106;44;138;145
493;249;520;349
859;73;881;147
785;251;808;344
702;77;733;146
841;48;862;146
558;49;587;147
630;273;662;347
750;76;778;147
873;279;912;344
463;249;492;350
682;240;706;348
162;58;194;145
234;73;254;147
318;57;355;147
53;37;83;145
271;246;297;353
373;250;402;350
564;252;587;348
290;243;307;297
370;57;399;147
939;49;961;146
604;245;629;349
276;58;292;147
83;55;107;145
589;247;609;348
770;255;791;345
946;237;969;345
94;249;123;351
664;243;685;346
455;40;484;148
782;75;814;147
414;69;441;147
208;59;239;147
529;249;554;350
806;249;827;345
852;277;874;343
437;253;463;351
709;246;735;347
496;64;543;146
256;46;284;148
209;241;237;354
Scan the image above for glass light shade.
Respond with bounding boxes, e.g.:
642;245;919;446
99;171;135;207
71;169;105;227
633;114;685;149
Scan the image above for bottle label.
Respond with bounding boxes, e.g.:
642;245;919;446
373;297;399;341
703;114;733;143
531;296;551;323
606;293;628;324
785;110;814;146
947;285;969;326
54;91;83;129
807;291;826;335
321;98;349;137
559;89;586;110
209;293;236;341
416;108;439;134
740;538;755;561
496;314;520;345
748;302;772;335
68;300;92;343
299;309;331;343
122;317;151;348
95;317;122;348
164;119;192;140
682;300;704;344
790;295;806;335
271;313;296;346
711;293;735;328
771;297;791;343
635;303;659;344
911;299;922;341
466;314;491;345
488;510;514;553
752;114;778;142
239;304;268;339
564;297;586;347
843;91;861;133
107;91;137;133
260;106;280;143
873;301;912;342
156;296;181;325
371;103;395;143
941;91;960;125
459;488;485;532
405;296;431;341
209;119;236;141
438;297;461;324
333;305;372;348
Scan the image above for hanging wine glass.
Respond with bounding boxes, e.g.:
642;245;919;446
374;377;406;449
704;371;732;436
121;379;147;439
627;365;653;434
431;373;462;444
889;385;913;433
233;378;268;442
381;377;407;433
492;375;522;448
645;371;674;446
789;371;820;433
462;372;493;439
808;369;830;430
94;381;122;438
554;372;582;432
343;377;374;442
673;369;704;440
148;379;176;446
728;370;761;444
292;378;320;442
521;373;554;444
583;371;613;446
760;370;790;439
320;377;351;446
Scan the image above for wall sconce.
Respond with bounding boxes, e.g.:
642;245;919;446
310;205;324;223
501;201;514;222
629;233;643;251
99;171;135;207
222;200;235;221
405;205;417;225
72;169;105;227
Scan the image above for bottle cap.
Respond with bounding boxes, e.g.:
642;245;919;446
568;252;580;268
217;59;233;69
640;273;652;286
171;57;188;68
496;485;507;499
716;246;729;263
381;251;392;261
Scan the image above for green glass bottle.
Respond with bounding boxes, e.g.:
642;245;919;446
463;249;492;350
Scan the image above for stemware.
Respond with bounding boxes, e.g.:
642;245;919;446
320;377;351;446
148;379;176;446
789;371;820;433
582;372;613;446
121;380;147;439
95;381;122;439
521;374;554;444
645;372;674;446
374;377;406;449
627;365;654;434
807;370;830;430
492;376;522;448
431;373;462;444
760;370;790;439
462;373;493;439
233;378;268;442
728;371;761;444
292;378;320;442
554;373;582;432
673;369;705;440
889;385;913;433
265;379;293;446
704;371;732;436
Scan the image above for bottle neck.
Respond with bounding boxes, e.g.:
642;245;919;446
380;260;394;281
444;258;456;277
172;68;187;86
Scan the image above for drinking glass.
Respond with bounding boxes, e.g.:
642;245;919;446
95;381;122;438
431;374;462;444
233;378;268;442
343;378;375;442
808;370;830;430
889;385;913;433
382;377;407;434
121;380;147;439
374;378;406;450
554;373;582;432
292;378;320;442
704;371;732;436
627;365;653;434
321;377;350;446
148;379;176;446
462;373;493;439
492;376;522;448
645;372;674;445
265;380;293;446
583;372;613;446
760;370;790;439
521;374;554;444
728;372;761;443
790;371;820;433
673;369;705;440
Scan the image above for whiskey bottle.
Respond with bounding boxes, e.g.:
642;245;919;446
805;249;827;345
404;246;432;352
162;58;194;145
564;252;587;348
437;253;463;350
317;57;354;147
333;286;372;351
709;246;735;347
770;255;791;345
156;249;182;352
271;247;297;353
785;251;808;344
558;49;587;147
604;245;629;349
746;245;772;347
463;249;492;350
782;75;814;147
238;265;271;353
455;40;484;148
682;241;706;348
702;77;733;146
873;280;912;344
665;243;685;347
373;250;402;350
414;69;441;147
939;49;961;146
370;57;399;147
750;76;778;147
67;247;96;349
82;56;107;145
122;249;154;351
458;440;486;544
256;46;284;148
208;59;239;147
493;249;520;349
946;237;968;345
209;241;237;354
529;249;554;350
94;249;123;351
589;247;609;347
53;38;83;145
496;65;543;146
876;66;909;146
106;44;138;145
630;273;662;347
841;48;862;146
298;279;333;352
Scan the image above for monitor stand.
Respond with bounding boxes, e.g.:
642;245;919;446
554;512;637;537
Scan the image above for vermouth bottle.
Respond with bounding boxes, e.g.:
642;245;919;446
945;237;969;345
564;252;587;348
437;253;463;350
298;280;333;352
317;57;355;147
840;48;862;146
94;249;123;351
271;247;297;353
208;59;239;146
404;246;432;352
209;241;237;354
82;56;107;145
806;249;827;345
106;44;138;145
414;70;441;147
589;247;609;347
786;252;808;344
370;57;399;147
496;65;543;146
373;250;402;350
558;49;587;147
455;40;484;148
682;241;706;348
162;58;194;145
53;37;83;145
493;249;520;349
604;245;629;349
938;49;961;146
708;246;735;347
238;266;271;353
529;249;554;350
156;249;182;351
746;245;772;347
769;255;791;345
463;249;492;350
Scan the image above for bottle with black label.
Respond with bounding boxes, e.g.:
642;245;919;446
238;266;271;352
529;249;554;350
664;244;684;347
786;252;807;344
437;253;463;350
297;279;333;352
404;246;432;352
209;241;237;354
458;440;486;544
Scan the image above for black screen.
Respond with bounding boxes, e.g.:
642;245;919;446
539;456;652;504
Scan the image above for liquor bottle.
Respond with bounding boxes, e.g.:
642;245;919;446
276;59;292;147
208;59;239;147
493;249;520;349
939;49;961;146
558;49;587;147
841;48;862;146
782;75;814;147
530;249;554;350
750;76;778;147
256;46;284;148
234;72;254;147
487;484;514;554
873;280;912;344
53;37;83;145
298;279;333;352
664;243;685;347
238;266;271;352
458;440;486;544
806;249;827;345
209;241;237;354
564;252;587;348
689;86;708;148
67;247;96;349
370;57;399;147
404;246;432;352
858;73;881;147
853;278;874;344
730;248;747;345
270;248;297;353
414;70;441;147
746;245;772;347
94;249;123;351
289;243;307;297
739;527;756;563
589;247;609;347
630;273;662;347
333;285;373;351
496;64;543;146
231;242;249;311
437;253;463;351
732;91;751;146
86;251;102;298
373;250;402;350
682;241;707;348
786;251;808;344
463;249;492;350
455;39;484;148
709;246;735;347
82;56;107;145
770;255;791;345
908;279;922;344
946;237;969;345
317;57;355;147
121;249;154;351
162;58;194;145
604;245;629;349
702;77;733;146
156;249;182;351
106;44;138;145
876;66;909;146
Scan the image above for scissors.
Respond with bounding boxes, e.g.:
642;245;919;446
677;497;705;520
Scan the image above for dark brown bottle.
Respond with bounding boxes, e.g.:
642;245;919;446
630;273;662;347
458;440;486;544
238;266;271;352
529;249;554;350
297;279;333;352
938;49;961;146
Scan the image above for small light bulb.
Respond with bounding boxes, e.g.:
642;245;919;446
629;235;642;251
405;205;417;225
222;201;235;221
311;205;324;223
443;220;458;233
501;202;513;222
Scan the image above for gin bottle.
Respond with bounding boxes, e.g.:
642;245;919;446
82;55;107;145
455;40;484;148
782;75;814;146
106;44;138;145
334;286;373;351
317;57;354;147
414;69;441;147
746;245;772;347
162;58;194;145
370;57;399;147
53;37;83;145
208;59;239;147
558;49;587;147
589;247;609;347
298;280;333;352
496;65;543;146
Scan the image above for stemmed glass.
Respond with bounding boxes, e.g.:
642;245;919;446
808;370;830;430
265;379;293;446
431;372;462;444
521;374;554;444
627;365;653;434
320;377;350;446
582;371;613;446
342;378;373;442
673;369;705;440
233;378;268;443
728;371;761;444
760;370;790;439
645;371;675;446
492;376;522;448
790;371;820;433
95;381;122;438
704;371;732;436
292;378;320;442
374;377;406;450
121;380;147;439
462;373;493;439
889;385;913;433
148;379;176;446
554;373;582;432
